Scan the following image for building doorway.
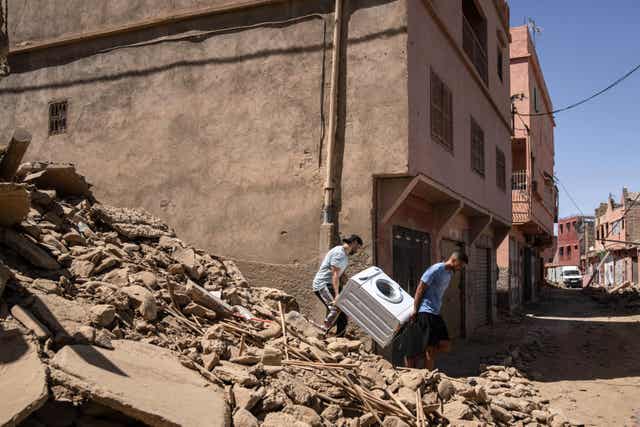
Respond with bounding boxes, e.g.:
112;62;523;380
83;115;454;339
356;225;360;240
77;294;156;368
440;239;465;339
392;226;431;296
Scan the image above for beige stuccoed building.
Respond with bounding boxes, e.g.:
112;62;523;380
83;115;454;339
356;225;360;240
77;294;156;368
0;0;513;342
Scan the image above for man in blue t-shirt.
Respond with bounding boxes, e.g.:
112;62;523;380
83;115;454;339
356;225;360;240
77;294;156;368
406;250;468;369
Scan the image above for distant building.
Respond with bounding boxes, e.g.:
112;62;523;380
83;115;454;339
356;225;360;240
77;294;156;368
586;188;640;286
496;25;557;312
553;215;595;269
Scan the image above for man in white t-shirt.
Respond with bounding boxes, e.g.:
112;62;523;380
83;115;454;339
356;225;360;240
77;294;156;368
312;234;363;336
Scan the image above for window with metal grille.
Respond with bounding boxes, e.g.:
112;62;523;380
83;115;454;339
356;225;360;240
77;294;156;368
49;100;68;135
470;117;485;176
430;69;453;152
496;147;506;190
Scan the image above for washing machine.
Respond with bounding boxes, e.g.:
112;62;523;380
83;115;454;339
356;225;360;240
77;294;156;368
335;266;414;347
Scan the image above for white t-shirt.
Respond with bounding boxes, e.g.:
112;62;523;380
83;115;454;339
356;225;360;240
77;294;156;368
312;245;349;291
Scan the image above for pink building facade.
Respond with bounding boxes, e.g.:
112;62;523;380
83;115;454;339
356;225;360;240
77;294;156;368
586;189;640;286
497;25;557;311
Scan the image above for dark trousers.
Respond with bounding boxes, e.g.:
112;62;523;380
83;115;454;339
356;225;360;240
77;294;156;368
314;285;348;337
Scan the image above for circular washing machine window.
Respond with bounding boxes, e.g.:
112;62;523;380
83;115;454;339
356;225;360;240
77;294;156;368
375;278;403;304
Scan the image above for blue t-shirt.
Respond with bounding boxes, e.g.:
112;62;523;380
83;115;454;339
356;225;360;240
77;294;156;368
418;262;453;315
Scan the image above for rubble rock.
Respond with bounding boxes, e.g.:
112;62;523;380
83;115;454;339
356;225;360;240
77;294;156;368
260;346;282;366
0;330;48;427
91;204;172;240
31;279;59;295
285;310;322;339
444;400;473;420
10;305;51;340
399;369;425;391
491;403;514;423
262;412;309;427
50;340;229;427
321;404;343;423
23;163;92;197
89;304;116;327
233;408;259;427
282;405;323;427
0;183;30;226
213;362;259;387
381;416;410;427
0;229;60;270
120;285;158;321
438;378;456;402
69;259;95;278
233;386;264;411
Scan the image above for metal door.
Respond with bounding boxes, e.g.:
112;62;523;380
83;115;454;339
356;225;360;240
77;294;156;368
440;239;465;339
470;246;491;328
392;226;431;297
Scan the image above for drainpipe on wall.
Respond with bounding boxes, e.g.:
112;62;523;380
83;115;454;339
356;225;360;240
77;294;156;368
320;0;345;254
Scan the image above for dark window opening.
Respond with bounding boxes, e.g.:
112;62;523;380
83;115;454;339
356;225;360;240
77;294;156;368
49;100;68;136
462;0;488;84
533;86;539;113
470;117;485;176
567;246;572;257
430;69;453;152
496;147;506;191
497;47;504;82
559;224;564;234
559;247;564;257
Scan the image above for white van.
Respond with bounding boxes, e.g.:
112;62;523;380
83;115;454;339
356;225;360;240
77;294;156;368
561;266;583;288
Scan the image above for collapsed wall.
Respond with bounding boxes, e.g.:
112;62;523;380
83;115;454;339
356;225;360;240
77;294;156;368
0;129;572;427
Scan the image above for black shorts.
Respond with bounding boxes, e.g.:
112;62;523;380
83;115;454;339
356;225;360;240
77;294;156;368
399;312;449;358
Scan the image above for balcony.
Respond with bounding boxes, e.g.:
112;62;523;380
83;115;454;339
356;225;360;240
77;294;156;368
463;15;488;85
512;170;529;224
511;170;527;190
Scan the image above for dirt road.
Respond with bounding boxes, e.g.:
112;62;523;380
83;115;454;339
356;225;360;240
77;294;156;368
438;286;640;426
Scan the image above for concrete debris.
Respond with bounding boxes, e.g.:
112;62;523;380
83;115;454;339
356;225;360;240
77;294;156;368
0;183;30;226
0;330;48;427
0;147;566;427
90;203;173;240
50;340;229;427
0;128;31;181
22;163;92;198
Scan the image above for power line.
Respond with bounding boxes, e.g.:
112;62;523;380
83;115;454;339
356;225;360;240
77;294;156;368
518;61;640;117
554;175;585;217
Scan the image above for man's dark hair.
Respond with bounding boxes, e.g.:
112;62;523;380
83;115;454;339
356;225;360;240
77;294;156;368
343;234;363;246
450;250;468;264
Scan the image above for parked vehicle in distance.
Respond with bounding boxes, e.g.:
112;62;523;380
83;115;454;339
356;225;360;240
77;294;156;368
561;266;583;288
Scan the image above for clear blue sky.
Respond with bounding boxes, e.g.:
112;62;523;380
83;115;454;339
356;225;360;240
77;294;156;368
509;1;640;218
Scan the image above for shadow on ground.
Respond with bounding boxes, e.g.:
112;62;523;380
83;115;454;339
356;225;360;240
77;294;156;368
437;287;640;383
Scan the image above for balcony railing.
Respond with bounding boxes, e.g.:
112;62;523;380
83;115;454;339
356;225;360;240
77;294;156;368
512;170;527;190
463;16;488;85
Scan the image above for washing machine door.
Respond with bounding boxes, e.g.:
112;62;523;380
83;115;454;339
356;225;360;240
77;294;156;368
374;278;404;304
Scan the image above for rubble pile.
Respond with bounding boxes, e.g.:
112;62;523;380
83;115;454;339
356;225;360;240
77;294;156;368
0;129;568;426
584;282;640;309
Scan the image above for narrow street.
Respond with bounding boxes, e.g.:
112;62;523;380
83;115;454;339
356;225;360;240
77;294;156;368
439;286;640;426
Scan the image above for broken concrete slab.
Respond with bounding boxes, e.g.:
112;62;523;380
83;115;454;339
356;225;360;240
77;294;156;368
0;184;30;226
50;340;229;427
0;229;60;270
29;293;91;339
23;164;92;198
0;330;48;427
0;128;31;182
10;305;51;340
90;204;172;240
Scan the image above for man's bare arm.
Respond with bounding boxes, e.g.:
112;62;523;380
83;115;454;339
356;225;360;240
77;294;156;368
331;266;341;299
413;280;428;318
